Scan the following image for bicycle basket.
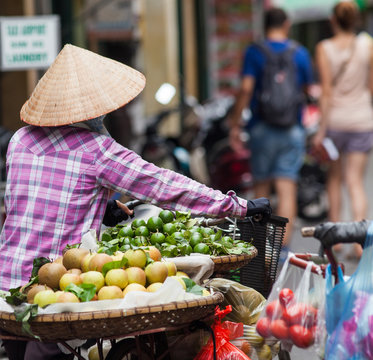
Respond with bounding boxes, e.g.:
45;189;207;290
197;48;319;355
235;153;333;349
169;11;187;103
221;215;288;298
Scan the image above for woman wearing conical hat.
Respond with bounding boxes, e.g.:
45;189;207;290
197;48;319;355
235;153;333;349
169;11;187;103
0;44;271;359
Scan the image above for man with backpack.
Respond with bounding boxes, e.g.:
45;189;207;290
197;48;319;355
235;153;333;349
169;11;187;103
229;7;314;259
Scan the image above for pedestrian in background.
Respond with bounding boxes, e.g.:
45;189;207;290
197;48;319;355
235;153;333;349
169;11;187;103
312;1;373;260
229;7;314;261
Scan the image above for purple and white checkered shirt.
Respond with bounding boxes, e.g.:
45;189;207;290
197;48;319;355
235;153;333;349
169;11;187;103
0;125;246;290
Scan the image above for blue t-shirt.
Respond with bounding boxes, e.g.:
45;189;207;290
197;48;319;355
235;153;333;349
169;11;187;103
241;39;314;127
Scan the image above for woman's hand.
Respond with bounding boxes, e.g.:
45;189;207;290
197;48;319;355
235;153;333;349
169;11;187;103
103;199;134;227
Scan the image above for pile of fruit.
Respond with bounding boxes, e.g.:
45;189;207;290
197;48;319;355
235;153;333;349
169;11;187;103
99;209;254;258
256;287;318;349
12;246;207;309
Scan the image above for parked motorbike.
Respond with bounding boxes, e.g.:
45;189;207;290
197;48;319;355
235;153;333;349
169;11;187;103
297;95;329;223
139;96;253;197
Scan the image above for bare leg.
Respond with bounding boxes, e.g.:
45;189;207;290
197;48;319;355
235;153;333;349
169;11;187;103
253;179;272;199
273;178;297;247
345;151;369;258
326;157;343;252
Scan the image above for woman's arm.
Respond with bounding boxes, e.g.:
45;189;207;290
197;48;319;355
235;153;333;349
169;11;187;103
369;39;373;95
313;42;332;148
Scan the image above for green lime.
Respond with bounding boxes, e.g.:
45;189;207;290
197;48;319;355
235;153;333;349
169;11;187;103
201;227;215;236
135;226;150;237
189;226;203;234
118;225;134;238
163;222;177;235
150;232;166;245
189;232;203;248
159;210;175;224
171;231;184;242
185;245;193;255
209;234;221;242
193;243;210;254
173;222;186;231
147;216;164;232
221;236;233;243
131;218;146;229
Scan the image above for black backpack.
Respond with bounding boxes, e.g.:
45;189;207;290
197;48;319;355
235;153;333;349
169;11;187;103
255;41;303;128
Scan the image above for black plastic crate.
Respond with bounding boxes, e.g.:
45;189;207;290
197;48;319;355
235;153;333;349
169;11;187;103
222;215;288;298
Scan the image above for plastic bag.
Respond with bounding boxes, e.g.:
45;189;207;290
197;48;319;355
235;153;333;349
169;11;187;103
208;278;266;325
194;306;251;360
256;253;326;353
324;221;373;359
230;324;280;360
208;279;280;359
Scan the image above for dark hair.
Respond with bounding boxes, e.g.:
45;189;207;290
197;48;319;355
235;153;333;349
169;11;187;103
264;7;288;31
333;1;359;31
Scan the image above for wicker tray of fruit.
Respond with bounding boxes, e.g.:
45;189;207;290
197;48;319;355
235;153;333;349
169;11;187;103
99;209;258;274
0;291;223;342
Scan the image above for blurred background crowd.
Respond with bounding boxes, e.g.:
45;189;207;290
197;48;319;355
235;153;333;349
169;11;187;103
1;0;373;260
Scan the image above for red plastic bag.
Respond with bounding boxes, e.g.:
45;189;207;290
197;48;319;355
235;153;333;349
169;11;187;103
194;306;251;360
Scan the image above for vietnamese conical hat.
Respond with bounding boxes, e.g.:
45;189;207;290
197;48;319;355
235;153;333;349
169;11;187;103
20;44;146;126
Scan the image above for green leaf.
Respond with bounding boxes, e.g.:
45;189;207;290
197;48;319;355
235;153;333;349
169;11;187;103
182;278;204;295
5;286;27;306
227;248;244;255
102;257;128;277
14;303;40;340
101;232;112;242
65;283;96;302
185;219;198;228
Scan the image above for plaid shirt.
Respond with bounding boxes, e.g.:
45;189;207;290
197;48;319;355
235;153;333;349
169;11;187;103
0;125;246;290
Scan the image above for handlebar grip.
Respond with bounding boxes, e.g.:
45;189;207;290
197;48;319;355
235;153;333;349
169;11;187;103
124;199;143;210
301;226;316;237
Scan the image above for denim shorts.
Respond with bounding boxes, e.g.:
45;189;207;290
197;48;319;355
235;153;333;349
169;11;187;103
249;122;305;181
327;130;373;153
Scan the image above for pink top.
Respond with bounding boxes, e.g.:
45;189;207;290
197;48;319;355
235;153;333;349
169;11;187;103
0;125;247;290
321;32;373;132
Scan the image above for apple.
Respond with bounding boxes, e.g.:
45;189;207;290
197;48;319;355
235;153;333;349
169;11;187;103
147;282;163;292
111;251;125;263
56;291;80;303
80;271;105;291
105;268;128;289
145;261;168;284
176;271;189;278
89;253;113;272
53;256;63;264
202;289;210;296
144;246;162;262
123;283;147;296
33;289;57;308
63;248;89;270
81;253;95;272
67;268;82;275
59;273;82;291
98;285;124;300
163;261;177;276
26;284;52;304
125;267;146;286
170;276;186;290
124;249;147;268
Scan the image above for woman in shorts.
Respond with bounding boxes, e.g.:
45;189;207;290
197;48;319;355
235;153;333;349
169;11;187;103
313;2;373;259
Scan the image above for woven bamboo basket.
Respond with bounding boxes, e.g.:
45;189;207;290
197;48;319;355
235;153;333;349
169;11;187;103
0;292;223;342
211;247;258;274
